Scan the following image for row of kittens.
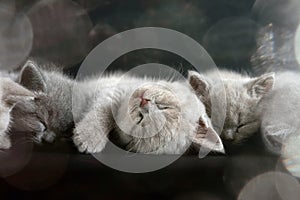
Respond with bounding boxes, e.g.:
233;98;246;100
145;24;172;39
0;60;298;156
0;61;224;155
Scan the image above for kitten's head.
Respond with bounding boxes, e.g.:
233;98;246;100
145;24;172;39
12;61;67;143
114;81;224;154
189;71;275;144
0;78;35;149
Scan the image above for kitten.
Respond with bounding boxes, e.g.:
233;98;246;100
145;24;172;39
257;72;300;178
258;72;300;155
0;77;35;149
73;74;224;154
12;61;75;143
188;69;274;145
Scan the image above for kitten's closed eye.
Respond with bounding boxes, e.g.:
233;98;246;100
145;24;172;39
137;112;144;124
156;104;171;110
237;121;259;137
154;99;172;110
237;123;246;129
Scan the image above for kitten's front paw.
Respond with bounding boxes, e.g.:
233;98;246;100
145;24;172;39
43;131;56;143
0;134;11;149
34;131;56;144
73;126;108;153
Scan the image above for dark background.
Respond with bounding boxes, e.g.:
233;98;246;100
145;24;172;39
1;0;300;199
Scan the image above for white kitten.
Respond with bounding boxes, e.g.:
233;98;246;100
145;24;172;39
73;74;224;154
258;72;300;154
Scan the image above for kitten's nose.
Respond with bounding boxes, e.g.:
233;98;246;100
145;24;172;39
224;129;235;141
140;97;149;107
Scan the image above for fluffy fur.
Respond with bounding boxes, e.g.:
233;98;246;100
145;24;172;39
258;72;300;154
188;69;274;144
73;74;224;154
11;61;74;143
14;61;224;154
0;76;35;149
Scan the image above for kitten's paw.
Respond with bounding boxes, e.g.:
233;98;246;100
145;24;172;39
73;126;107;153
34;123;56;144
0;134;11;149
262;123;295;154
43;131;56;143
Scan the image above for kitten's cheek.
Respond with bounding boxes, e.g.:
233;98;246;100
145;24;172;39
237;127;249;137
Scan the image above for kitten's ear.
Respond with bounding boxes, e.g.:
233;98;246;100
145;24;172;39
192;115;225;153
19;60;46;92
1;78;35;107
188;71;210;97
246;73;275;98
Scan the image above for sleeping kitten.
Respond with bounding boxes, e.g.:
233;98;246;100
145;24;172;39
256;72;300;178
73;74;224;154
16;61;224;154
12;61;74;143
0;77;35;149
188;69;274;145
258;72;300;154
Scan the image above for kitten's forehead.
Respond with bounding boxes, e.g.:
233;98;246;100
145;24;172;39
137;82;172;92
221;81;255;117
132;83;179;103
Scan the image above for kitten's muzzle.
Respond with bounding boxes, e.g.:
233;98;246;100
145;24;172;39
140;97;150;108
223;129;236;141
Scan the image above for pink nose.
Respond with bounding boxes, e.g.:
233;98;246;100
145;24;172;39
140;97;149;107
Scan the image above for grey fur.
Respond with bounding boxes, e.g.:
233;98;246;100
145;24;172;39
11;61;74;143
188;69;274;144
0;76;35;149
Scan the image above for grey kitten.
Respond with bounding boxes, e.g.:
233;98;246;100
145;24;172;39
73;74;224;154
188;69;274;144
11;61;75;143
0;76;35;149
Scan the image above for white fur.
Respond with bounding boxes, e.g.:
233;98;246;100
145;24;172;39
73;75;223;154
259;72;300;154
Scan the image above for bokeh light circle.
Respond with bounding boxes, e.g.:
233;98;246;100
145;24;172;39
27;0;93;68
252;0;300;27
5;150;70;191
0;134;33;178
203;17;257;67
282;135;300;178
294;24;300;67
238;171;300;200
0;3;33;70
73;27;225;173
0;0;15;33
